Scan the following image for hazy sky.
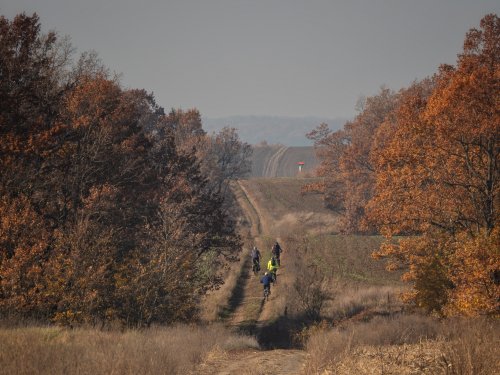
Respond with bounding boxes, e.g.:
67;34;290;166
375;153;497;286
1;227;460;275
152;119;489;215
2;0;499;120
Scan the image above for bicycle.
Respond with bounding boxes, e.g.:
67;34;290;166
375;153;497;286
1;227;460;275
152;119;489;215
270;269;277;284
275;254;281;266
252;258;260;275
263;285;271;301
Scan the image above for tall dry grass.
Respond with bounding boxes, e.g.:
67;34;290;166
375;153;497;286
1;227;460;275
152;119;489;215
304;314;441;367
281;232;406;323
200;245;251;321
328;285;405;320
439;318;500;375
0;324;258;375
302;315;500;375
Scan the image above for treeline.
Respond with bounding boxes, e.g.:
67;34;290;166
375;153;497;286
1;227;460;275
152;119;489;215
306;14;499;316
0;13;251;326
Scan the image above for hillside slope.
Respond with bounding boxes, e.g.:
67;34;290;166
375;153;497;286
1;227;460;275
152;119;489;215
250;145;319;177
239;177;338;236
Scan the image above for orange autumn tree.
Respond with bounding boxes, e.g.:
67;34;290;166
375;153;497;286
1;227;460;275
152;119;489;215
368;14;500;316
341;88;398;233
306;88;398;233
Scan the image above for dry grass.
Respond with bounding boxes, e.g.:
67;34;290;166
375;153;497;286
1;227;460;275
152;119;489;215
239;178;340;236
280;232;405;323
328;285;405;320
302;315;500;375
0;324;258;375
439;318;500;375
200;246;252;321
328;342;444;375
290;234;403;285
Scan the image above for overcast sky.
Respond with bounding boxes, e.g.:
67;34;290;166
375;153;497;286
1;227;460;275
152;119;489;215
2;0;499;120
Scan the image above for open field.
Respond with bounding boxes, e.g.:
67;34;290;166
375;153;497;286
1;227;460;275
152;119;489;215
239;177;339;236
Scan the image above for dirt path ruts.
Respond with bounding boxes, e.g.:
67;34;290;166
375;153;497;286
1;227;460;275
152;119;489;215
194;349;307;375
226;181;267;327
263;146;289;177
236;181;268;236
232;180;262;237
192;181;307;374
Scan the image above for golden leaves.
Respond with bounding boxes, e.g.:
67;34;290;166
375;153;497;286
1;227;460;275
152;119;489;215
366;15;500;316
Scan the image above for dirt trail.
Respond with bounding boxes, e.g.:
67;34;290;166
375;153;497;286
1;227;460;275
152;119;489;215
193;181;307;374
236;181;273;235
195;348;307;375
224;181;272;328
263;146;289;177
232;180;262;237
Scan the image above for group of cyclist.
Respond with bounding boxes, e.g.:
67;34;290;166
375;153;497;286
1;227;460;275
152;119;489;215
251;241;283;299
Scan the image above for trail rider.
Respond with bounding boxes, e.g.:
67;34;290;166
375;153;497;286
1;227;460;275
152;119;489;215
267;256;279;282
251;246;261;271
271;241;282;265
260;272;274;296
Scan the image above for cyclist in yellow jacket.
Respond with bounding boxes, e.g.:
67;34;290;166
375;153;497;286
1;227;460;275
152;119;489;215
267;256;279;282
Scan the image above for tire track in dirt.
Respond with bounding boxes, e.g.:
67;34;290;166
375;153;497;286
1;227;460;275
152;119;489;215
232;180;262;237
236;181;270;236
226;181;267;327
233;181;284;326
262;146;289;177
194;348;307;375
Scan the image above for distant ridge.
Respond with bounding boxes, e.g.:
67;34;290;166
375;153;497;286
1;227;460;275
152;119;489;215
202;115;347;147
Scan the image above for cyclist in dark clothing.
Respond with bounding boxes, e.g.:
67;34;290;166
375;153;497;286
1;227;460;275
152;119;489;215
260;272;274;297
251;246;261;273
271;241;282;266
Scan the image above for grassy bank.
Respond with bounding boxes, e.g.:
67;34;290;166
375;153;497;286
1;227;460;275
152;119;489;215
302;316;500;375
0;324;258;375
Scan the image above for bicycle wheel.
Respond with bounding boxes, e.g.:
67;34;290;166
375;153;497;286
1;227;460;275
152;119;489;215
252;261;259;275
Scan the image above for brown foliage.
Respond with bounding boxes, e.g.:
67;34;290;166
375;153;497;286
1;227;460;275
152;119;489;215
0;13;243;326
307;88;398;232
0;196;51;317
368;14;500;316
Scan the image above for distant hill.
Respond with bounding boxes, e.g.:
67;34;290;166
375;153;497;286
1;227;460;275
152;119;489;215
202;115;347;146
250;144;319;177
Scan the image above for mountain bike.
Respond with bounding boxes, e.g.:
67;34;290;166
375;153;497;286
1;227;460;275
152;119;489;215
252;258;260;275
270;270;277;284
263;286;271;301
